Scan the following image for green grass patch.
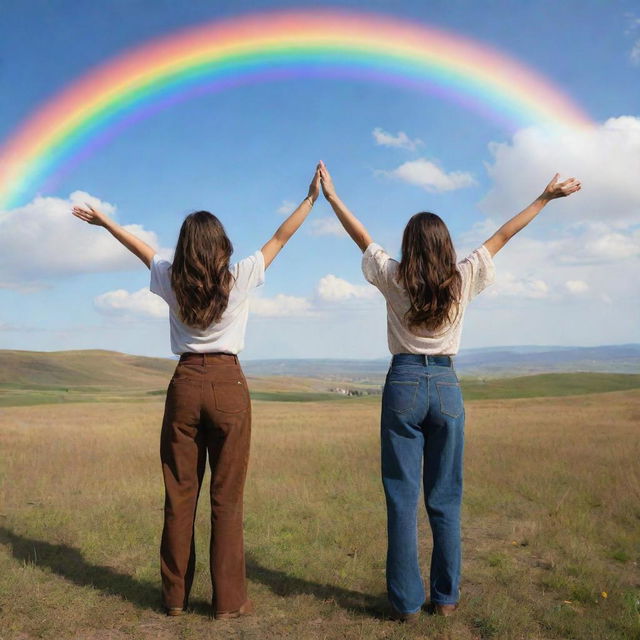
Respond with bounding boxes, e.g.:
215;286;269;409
460;372;640;400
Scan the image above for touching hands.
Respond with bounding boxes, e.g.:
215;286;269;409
541;174;581;201
318;160;337;201
307;165;321;203
72;203;109;227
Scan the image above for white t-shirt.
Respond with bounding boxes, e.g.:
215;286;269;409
362;243;495;355
150;250;265;355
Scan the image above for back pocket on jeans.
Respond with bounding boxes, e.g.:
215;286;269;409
384;378;419;414
212;380;250;413
435;382;463;418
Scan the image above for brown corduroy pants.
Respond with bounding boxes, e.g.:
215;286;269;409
160;352;251;614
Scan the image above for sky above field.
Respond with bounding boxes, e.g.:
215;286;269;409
1;0;639;359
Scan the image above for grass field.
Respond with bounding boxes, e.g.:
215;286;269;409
1;385;639;640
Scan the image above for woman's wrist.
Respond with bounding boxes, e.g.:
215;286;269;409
537;193;552;205
305;194;315;206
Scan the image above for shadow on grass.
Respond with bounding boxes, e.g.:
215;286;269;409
245;552;387;619
0;526;160;611
0;527;387;619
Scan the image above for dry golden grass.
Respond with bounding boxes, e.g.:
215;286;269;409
0;390;639;639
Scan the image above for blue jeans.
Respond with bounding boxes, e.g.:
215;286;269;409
381;353;464;613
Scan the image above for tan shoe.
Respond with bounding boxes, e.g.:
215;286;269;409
390;606;421;623
215;599;254;620
425;602;458;617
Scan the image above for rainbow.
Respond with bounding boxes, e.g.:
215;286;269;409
0;9;594;210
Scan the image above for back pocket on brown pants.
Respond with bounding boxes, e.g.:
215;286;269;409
212;380;250;413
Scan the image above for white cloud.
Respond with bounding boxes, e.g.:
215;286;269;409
485;273;550;299
458;219;639;308
316;274;375;302
565;280;589;295
457;217;499;246
481;117;640;224
94;288;168;319
307;216;347;237
250;293;312;317
276;199;296;216
557;223;640;264
382;158;477;193
372;127;422;151
462;218;640;268
250;274;380;317
0;192;163;289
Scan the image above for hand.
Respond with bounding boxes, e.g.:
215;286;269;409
319;160;337;201
307;165;321;203
541;174;581;201
71;203;109;226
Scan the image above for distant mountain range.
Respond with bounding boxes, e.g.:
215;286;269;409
241;344;640;380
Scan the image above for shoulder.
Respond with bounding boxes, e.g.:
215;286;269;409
151;253;171;272
362;242;390;261
150;253;172;281
458;244;494;272
362;242;394;271
233;250;265;289
458;244;495;298
234;249;264;274
149;254;173;298
362;242;397;288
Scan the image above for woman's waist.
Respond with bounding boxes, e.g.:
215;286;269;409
390;353;453;368
178;352;240;366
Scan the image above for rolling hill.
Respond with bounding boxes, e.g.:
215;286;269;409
1;348;639;407
0;349;176;389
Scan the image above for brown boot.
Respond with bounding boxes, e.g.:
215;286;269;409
165;607;185;617
390;606;421;623
425;602;458;617
215;599;254;620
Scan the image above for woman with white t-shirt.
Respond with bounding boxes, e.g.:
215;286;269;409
71;166;322;619
318;161;580;621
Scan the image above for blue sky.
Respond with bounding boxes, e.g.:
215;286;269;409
1;0;639;359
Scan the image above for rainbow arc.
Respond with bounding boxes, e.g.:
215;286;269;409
0;9;594;210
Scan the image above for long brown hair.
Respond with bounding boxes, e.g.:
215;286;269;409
170;211;234;330
397;212;462;332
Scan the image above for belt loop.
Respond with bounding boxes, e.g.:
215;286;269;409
234;354;239;365
202;353;206;366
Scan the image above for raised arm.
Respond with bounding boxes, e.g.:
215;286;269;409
319;161;372;252
71;204;156;268
261;166;321;269
483;174;581;257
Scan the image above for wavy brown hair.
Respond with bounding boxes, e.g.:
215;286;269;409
170;211;234;330
397;212;462;332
